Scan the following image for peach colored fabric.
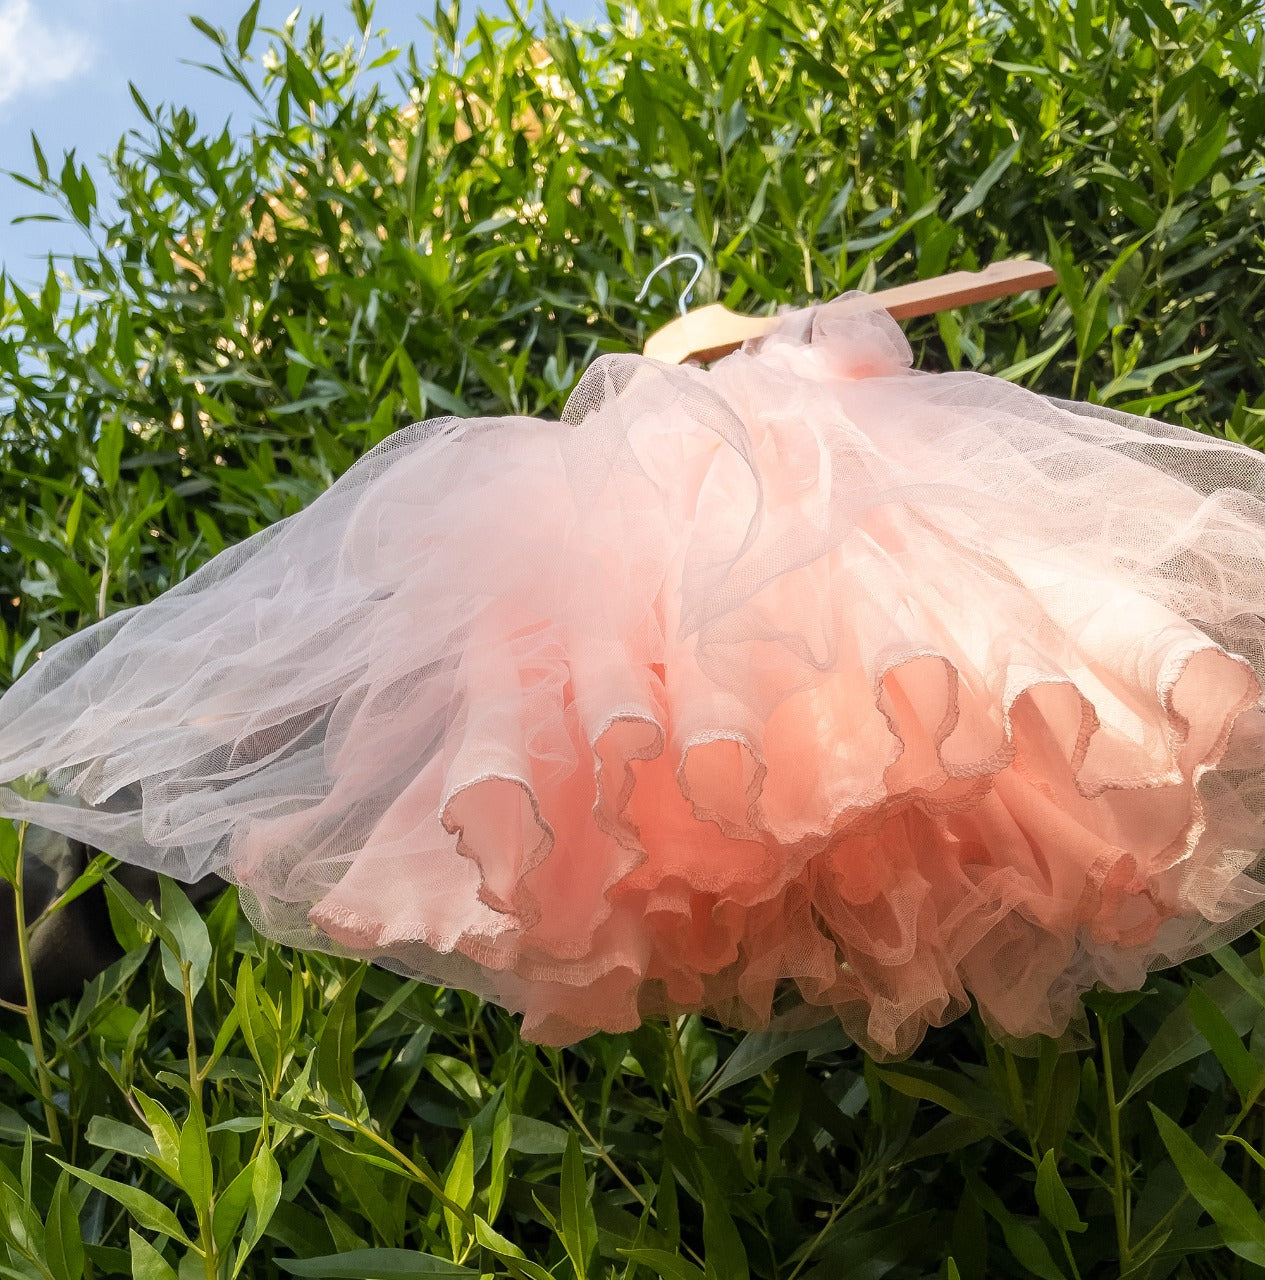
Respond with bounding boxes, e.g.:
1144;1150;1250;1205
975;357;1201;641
4;300;1265;1056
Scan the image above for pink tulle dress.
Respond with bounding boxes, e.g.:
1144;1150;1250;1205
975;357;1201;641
3;299;1265;1057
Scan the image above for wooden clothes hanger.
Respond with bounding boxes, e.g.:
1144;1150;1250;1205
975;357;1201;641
640;257;1058;366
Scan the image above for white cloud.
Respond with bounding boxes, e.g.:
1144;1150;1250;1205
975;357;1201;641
0;0;94;108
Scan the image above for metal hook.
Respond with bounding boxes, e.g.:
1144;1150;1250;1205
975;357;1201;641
635;251;705;316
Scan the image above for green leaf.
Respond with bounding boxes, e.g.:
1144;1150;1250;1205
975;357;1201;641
560;1128;598;1279
97;416;125;488
1127;965;1263;1098
701;1166;749;1280
212;1161;256;1259
1213;946;1265;1010
443;1127;475;1258
274;1251;479;1278
85;1115;162;1165
189;15;226;46
63;487;84;548
235;959;278;1084
473;1218;555;1280
129;1231;179;1280
237;1145;282;1273
699;1020;852;1100
487;1098;512;1223
236;0;261;55
618;1250;708;1280
55;1160;193;1246
58;154;95;225
103;872;178;951
1151;1106;1265;1264
45;1172;85;1280
35;851;112;925
177;1103;213;1212
158;877;213;998
509;1114;569;1155
1222;1134;1265;1176
1035;1151;1087;1234
1171;115;1229;193
0;822;18;885
134;1090;182;1179
949;138;1022;222
29;131;47;181
315;967;366;1115
877;1063;1004;1131
969;1174;1066;1280
1186;982;1262;1097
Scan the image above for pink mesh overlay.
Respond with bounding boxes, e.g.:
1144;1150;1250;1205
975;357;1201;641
4;299;1265;1056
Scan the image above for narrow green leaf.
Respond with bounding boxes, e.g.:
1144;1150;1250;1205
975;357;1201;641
1127;966;1262;1098
473;1218;554;1280
0;822;18;885
55;1160;193;1246
1187;983;1262;1097
177;1104;213;1212
189;15;225;46
701;1167;749;1280
969;1174;1066;1280
1151;1106;1265;1264
700;1021;851;1100
274;1250;478;1278
315;967;365;1115
158;877;213;998
236;0;261;55
85;1115;161;1165
1222;1135;1265;1176
45;1172;85;1280
29;131;47;181
487;1098;512;1223
237;1144;282;1273
133;1091;182;1179
1035;1151;1087;1234
949;138;1022;222
129;1231;179;1280
1213;946;1265;1010
560;1129;598;1279
212;1161;255;1258
443;1128;475;1259
618;1250;707;1280
62;488;84;548
97;416;124;488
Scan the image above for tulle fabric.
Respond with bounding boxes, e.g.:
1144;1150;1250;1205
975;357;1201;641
4;299;1265;1056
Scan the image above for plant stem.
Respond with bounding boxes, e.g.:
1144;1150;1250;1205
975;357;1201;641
665;1016;695;1117
1098;1014;1131;1271
182;960;201;1106
11;821;62;1146
785;1180;869;1280
552;1064;708;1269
320;1112;544;1280
1058;1225;1084;1280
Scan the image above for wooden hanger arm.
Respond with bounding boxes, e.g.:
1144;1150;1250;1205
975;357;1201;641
641;258;1058;365
866;259;1058;320
641;304;778;364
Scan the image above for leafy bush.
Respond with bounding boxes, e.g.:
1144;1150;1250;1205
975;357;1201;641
2;0;1265;1275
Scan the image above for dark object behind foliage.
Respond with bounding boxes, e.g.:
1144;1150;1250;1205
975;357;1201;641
0;826;222;1005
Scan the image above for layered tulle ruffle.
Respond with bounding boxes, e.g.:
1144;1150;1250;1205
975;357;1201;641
4;302;1265;1056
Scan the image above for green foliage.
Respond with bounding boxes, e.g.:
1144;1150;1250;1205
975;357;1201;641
1;0;1265;1275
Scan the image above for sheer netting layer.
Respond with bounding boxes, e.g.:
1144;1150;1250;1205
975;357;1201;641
4;299;1265;1056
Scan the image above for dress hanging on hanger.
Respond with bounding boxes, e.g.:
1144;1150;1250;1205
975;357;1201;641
2;269;1265;1059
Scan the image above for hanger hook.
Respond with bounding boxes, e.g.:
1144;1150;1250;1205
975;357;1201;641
635;251;705;316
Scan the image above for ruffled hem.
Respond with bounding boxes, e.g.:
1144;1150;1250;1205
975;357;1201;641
5;301;1265;1057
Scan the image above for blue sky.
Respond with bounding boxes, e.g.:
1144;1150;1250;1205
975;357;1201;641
0;0;600;283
